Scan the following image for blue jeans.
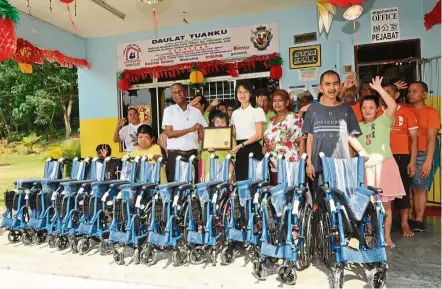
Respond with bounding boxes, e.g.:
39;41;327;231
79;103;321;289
411;151;435;190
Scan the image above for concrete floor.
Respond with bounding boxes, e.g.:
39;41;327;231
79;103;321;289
0;216;440;289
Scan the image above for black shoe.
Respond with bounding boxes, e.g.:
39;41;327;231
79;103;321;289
412;221;426;232
408;219;416;230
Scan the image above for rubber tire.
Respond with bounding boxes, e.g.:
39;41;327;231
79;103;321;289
332;267;344;289
278;265;297;285
368;267;387;288
220;246;235;265
189;246;206;265
140;247;156;266
77;238;90;255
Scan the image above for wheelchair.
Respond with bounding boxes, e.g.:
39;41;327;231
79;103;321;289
315;153;388;288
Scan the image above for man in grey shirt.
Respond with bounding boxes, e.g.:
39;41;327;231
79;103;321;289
302;70;366;208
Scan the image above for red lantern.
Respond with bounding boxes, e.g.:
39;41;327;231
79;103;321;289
0;0;19;62
327;0;364;7
59;0;75;3
118;73;130;91
269;55;283;80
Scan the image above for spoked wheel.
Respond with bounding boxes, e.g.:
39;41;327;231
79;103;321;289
252;261;267;281
367;266;387;288
113;247;125;265
70;237;79;253
172;247;188;267
99;240;112;255
21;230;32;246
35;231;47;244
189;246;206;265
332;267;344;289
298;205;314;270
77;238;91;255
140;246;156;266
278;265;297;285
48;235;56;248
56;235;69;251
220;245;235;265
7;230;21;243
320;210;334;268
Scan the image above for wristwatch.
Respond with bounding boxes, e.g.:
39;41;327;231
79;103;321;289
241;142;245;148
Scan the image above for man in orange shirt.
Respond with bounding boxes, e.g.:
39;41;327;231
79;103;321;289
407;81;441;232
382;83;418;237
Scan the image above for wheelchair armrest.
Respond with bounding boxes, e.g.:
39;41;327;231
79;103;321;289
216;182;230;190
367;186;383;195
261;186;272;194
64;180;92;186
249;180;262;187
140;183;158;191
178;184;195;191
296;187;309;195
319;185;332;194
109;181;130;188
258;181;270;188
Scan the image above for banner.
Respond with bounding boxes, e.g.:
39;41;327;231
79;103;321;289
117;22;279;71
371;7;400;43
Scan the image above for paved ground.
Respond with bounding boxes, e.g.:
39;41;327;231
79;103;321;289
0;216;440;289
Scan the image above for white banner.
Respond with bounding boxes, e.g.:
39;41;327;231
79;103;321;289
371;7;400;43
117;22;279;71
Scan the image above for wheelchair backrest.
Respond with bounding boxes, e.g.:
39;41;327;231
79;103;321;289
137;156;162;184
209;154;232;182
248;153;270;181
119;158;137;182
320;153;365;196
69;158;89;181
174;155;196;183
276;153;306;188
43;158;64;180
90;157;120;181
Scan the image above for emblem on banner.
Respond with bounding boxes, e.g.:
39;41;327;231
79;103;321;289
123;44;142;68
250;26;273;51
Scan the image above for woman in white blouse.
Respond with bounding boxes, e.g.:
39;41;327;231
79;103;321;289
231;81;266;181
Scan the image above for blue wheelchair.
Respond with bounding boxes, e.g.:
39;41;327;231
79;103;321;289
220;153;270;265
1;158;67;244
140;155;196;266
316;153;388;288
22;157;89;245
184;153;232;266
71;157;138;255
253;154;313;284
109;156;162;265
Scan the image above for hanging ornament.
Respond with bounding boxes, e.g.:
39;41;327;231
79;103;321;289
343;5;363;47
424;0;441;30
327;0;364;7
0;0;20;62
189;66;205;89
317;0;336;34
269;55;283;80
118;73;130;91
18;62;33;73
138;0;163;29
59;0;78;31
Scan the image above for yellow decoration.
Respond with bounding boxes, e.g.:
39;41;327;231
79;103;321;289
18;63;33;74
317;0;336;34
189;68;204;86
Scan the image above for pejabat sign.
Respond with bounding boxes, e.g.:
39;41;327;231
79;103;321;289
371;7;400;43
117;22;279;71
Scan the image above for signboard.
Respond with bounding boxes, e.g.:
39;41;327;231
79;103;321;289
117;23;279;71
299;67;318;81
371;7;400;43
289;45;321;69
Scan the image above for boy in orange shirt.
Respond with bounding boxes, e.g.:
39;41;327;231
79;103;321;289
382;83;418;237
407;81;441;232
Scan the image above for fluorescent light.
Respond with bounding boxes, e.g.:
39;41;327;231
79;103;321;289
90;0;126;20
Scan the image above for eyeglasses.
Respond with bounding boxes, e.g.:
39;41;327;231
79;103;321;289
172;90;185;96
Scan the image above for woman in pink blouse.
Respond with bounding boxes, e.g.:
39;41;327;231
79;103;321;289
263;89;306;185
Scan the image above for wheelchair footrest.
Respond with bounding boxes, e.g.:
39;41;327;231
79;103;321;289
147;231;168;246
261;242;297;261
341;246;387;263
1;217;14;228
28;218;46;229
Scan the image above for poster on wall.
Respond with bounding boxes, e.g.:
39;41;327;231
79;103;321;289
299;67;319;81
371;7;400;43
117;22;279;70
289;45;321;69
129;105;151;125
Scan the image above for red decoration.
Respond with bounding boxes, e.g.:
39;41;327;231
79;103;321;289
0;0;20;62
119;79;130;91
327;0;364;7
11;38;91;68
59;0;75;3
424;0;441;30
123;53;279;82
269;55;283;80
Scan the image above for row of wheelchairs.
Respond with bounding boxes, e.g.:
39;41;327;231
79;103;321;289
1;152;388;288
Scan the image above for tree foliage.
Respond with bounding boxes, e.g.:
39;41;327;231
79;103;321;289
0;60;79;140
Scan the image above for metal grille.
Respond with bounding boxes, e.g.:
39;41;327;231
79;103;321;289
185;80;235;102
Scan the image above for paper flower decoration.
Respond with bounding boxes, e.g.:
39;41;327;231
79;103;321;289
328;0;364;7
317;0;336;34
343;5;363;21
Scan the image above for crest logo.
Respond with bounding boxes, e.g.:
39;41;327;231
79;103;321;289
250;26;273;51
122;44;142;68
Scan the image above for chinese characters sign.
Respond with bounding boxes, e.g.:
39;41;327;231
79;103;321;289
371;7;400;43
117;23;279;71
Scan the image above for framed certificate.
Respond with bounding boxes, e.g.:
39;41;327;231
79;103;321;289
202;127;233;151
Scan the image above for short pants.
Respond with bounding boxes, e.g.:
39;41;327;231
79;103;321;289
411;151;435;190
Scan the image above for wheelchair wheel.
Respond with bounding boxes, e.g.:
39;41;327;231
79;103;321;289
77;238;91;255
8;230;21;243
189;246;206;265
332;267;344;289
132;248;140;265
319;209;334;268
56;235;69;251
47;235;56;248
70;237;79;253
34;231;47;244
278;265;297;285
21;230;32;246
140;246;156;266
113;248;125;266
367;266;387;288
99;240;112;255
298;204;314;270
221;200;231;244
172;247;188;267
220;245;235;265
211;248;217;266
252;261;267;281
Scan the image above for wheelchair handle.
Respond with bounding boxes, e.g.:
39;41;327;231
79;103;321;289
178;184;195;191
215;182;230;191
140;183;158;191
367;186;383;194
